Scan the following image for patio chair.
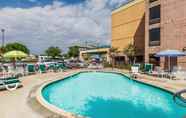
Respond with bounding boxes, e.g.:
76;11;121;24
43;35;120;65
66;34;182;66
2;65;21;78
27;64;36;74
174;71;186;80
39;64;46;73
7;65;15;76
0;76;22;91
57;63;67;71
133;63;141;67
131;66;140;78
152;66;167;78
48;64;56;72
133;63;141;72
144;64;153;74
167;66;182;79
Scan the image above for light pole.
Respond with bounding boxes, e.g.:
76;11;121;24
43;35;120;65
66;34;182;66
1;29;5;47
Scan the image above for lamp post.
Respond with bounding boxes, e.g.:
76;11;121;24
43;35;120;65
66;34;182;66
1;29;5;47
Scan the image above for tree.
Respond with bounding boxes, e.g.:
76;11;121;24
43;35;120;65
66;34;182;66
4;42;30;54
109;47;118;69
0;47;5;56
123;44;136;64
45;46;62;58
67;46;80;58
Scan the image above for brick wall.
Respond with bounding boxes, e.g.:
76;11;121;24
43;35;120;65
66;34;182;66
161;0;186;68
145;0;186;69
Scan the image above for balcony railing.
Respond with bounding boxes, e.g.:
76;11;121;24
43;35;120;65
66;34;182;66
149;0;158;3
149;18;160;25
149;41;160;46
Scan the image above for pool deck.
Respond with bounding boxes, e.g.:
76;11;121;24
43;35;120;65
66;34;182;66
0;68;186;118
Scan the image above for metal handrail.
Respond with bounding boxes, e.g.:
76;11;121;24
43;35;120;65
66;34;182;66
173;89;186;107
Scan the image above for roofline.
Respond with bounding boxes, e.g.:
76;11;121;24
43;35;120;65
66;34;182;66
111;0;144;15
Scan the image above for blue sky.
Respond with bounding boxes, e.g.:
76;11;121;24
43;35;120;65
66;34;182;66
0;0;127;54
0;0;86;8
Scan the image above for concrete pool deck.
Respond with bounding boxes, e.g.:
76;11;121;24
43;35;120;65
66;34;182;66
0;68;186;118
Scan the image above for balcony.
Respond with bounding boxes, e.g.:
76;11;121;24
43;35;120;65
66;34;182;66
149;18;160;25
149;0;158;3
149;41;160;46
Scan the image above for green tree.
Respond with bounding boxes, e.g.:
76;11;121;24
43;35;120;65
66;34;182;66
109;47;118;69
4;42;30;54
68;46;80;58
123;44;136;64
45;46;62;58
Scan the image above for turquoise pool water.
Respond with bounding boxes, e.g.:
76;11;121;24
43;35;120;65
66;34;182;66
42;72;186;118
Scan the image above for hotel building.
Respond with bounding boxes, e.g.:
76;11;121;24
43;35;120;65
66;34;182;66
111;0;145;64
112;0;186;69
145;0;186;69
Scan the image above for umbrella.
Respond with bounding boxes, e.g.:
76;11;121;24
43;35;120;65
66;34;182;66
3;50;28;68
156;50;186;57
3;50;27;58
155;50;186;71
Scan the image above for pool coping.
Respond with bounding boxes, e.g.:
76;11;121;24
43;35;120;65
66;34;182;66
36;71;83;118
36;70;175;118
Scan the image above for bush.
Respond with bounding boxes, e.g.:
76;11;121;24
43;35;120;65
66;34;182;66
115;64;131;70
103;62;112;68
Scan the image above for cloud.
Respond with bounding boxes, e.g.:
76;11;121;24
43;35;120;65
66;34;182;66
0;0;127;54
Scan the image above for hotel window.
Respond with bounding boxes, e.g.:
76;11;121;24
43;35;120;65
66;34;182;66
149;5;160;24
149;0;158;3
149;28;160;46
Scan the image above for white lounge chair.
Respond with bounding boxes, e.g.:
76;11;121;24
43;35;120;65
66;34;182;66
131;66;139;78
154;66;167;78
169;66;183;79
0;77;22;91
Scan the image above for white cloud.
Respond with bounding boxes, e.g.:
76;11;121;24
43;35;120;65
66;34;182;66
0;0;127;54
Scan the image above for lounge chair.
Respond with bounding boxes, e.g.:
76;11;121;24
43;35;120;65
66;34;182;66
48;64;56;72
152;66;167;78
57;63;67;71
133;63;141;68
27;64;36;74
131;66;140;78
144;64;153;74
6;65;15;76
39;64;46;73
167;66;182;79
174;71;186;80
0;76;22;91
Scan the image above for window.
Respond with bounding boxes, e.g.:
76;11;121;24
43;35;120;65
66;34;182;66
149;28;160;46
149;0;158;3
149;5;160;24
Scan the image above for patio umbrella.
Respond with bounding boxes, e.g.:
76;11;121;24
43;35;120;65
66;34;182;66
3;50;28;68
3;50;27;58
155;50;186;71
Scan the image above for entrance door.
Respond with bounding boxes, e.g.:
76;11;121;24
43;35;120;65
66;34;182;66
164;57;177;71
114;56;125;67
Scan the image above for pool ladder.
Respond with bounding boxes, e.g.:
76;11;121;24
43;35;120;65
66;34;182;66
173;89;186;107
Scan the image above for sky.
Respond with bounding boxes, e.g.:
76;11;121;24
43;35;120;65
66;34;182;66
0;0;128;54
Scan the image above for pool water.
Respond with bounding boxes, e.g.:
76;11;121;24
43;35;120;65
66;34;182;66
42;72;186;118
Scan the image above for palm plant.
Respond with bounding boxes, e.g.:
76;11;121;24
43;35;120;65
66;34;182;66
123;44;136;64
109;47;118;69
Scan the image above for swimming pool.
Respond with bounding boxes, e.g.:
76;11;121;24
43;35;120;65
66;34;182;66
42;71;186;118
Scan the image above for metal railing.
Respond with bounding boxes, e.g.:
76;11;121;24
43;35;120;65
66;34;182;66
173;89;186;107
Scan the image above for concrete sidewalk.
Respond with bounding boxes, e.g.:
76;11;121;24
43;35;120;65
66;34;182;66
0;69;186;118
